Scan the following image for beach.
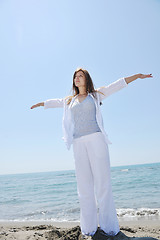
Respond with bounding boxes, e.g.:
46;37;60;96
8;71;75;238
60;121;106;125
0;164;160;239
0;220;159;240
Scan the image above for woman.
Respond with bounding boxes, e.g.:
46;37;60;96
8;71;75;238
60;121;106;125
31;69;152;240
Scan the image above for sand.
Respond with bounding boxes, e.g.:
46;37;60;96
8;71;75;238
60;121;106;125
0;220;159;240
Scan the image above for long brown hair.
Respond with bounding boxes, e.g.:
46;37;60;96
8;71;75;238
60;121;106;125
66;68;103;105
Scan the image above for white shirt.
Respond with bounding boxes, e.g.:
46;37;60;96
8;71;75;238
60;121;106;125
44;77;128;150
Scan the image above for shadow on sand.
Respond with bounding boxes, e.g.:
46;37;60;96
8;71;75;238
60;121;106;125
45;226;159;240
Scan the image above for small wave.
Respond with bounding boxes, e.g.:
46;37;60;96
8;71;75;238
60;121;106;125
1;199;31;204
121;169;129;172
23;210;49;218
66;207;80;214
0;218;80;223
117;208;160;218
1;208;159;222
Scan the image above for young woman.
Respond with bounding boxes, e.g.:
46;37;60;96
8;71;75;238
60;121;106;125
31;69;152;240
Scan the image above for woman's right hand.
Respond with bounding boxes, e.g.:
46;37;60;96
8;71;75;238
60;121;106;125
30;102;44;109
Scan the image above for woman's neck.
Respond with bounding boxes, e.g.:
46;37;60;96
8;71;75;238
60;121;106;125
78;93;87;96
78;87;87;95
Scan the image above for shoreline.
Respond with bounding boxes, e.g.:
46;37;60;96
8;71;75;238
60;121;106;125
0;218;160;227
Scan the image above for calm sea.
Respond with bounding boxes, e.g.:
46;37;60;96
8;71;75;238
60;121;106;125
0;163;160;222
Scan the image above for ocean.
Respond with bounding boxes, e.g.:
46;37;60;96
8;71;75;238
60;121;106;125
0;163;160;222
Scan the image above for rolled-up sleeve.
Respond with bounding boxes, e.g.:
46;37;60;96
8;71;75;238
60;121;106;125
44;98;64;109
97;77;128;102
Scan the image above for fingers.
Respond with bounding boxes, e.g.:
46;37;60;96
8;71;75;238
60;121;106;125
30;104;37;109
140;73;153;79
145;74;153;78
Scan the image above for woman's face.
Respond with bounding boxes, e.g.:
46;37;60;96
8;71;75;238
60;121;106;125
74;71;86;88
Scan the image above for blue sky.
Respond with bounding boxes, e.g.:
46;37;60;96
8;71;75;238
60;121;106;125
0;0;160;175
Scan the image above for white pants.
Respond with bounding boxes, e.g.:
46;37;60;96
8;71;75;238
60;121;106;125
73;132;119;236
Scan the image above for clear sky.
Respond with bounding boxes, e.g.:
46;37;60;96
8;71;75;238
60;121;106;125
0;0;160;175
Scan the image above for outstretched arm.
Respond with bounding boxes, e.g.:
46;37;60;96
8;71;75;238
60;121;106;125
30;102;44;109
97;73;153;102
30;98;64;110
125;73;153;84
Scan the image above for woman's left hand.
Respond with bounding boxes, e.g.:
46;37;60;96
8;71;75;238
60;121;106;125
139;73;153;79
125;73;153;84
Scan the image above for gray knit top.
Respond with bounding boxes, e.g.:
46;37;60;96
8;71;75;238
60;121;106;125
70;95;101;139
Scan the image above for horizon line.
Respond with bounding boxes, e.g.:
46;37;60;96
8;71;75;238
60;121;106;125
0;161;159;176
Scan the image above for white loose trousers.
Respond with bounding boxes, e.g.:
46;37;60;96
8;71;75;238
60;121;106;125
73;132;119;236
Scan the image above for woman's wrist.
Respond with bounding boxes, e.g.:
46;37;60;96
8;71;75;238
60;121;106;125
125;74;137;84
137;73;142;78
38;102;44;107
125;73;153;84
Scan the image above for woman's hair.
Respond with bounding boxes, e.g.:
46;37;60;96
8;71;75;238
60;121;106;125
66;68;103;105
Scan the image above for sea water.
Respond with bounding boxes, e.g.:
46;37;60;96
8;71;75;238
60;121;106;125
0;163;159;222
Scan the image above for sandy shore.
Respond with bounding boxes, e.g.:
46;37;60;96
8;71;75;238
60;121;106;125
0;220;159;239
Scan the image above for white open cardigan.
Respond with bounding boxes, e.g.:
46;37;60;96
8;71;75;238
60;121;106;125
44;77;128;150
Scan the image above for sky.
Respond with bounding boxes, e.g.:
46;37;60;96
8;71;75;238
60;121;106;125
0;0;160;175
